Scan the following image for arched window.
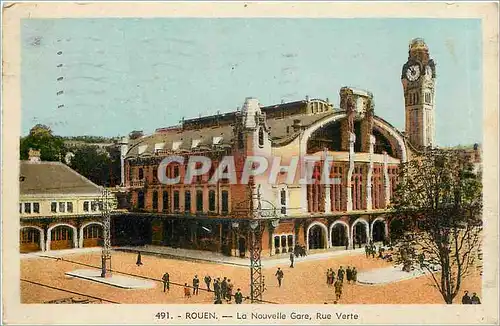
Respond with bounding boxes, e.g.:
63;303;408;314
152;191;159;210
196;190;203;212
209;190;216;212
138;168;144;180
162;191;169;212
258;127;264;147
184;190;191;213
221;190;229;213
138;191;145;209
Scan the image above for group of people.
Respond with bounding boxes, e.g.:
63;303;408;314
365;242;393;262
325;266;358;301
462;291;481;304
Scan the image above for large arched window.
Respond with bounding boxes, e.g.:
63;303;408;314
258;127;264;147
152;191;159;210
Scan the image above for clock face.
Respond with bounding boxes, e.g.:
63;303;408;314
406;64;421;82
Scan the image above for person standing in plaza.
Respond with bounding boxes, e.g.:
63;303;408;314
365;245;370;258
136;251;143;266
462;291;471;304
371;244;376;258
221;277;228;299
326;269;331;286
192;275;200;295
352;267;358;284
471;293;481;304
162;272;170;292
337;266;345;283
204;275;212;291
345;238;349;250
226;279;234;302
213;278;221;300
275;267;284;287
334;279;343;301
235;288;243;304
289;251;295;268
184;283;191;298
346;266;352;284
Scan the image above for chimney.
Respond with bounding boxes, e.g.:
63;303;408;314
28;148;41;162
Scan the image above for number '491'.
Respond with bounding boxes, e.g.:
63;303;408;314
155;312;170;319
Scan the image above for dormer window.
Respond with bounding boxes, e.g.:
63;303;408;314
191;139;201;148
213;136;223;145
172;141;182;151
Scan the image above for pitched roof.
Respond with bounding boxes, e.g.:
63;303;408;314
20;161;102;196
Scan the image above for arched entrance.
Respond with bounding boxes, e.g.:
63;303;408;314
371;218;387;243
330;221;349;248
352;218;369;248
48;224;77;250
307;222;328;250
20;226;44;253
79;222;103;248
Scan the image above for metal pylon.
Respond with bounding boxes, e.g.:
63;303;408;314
101;188;112;278
249;221;265;303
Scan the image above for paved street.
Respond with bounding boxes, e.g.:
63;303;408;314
21;250;481;304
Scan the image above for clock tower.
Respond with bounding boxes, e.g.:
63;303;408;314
401;38;436;149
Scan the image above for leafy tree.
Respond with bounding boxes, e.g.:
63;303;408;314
129;130;144;140
68;145;120;187
20;124;66;161
392;148;482;304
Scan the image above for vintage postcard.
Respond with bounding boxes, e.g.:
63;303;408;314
2;1;499;325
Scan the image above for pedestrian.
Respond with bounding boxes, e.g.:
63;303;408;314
345;238;348;250
204;275;212;291
330;269;336;285
192;275;200;295
136;251;143;266
214;278;221;300
334;279;343;301
471;293;481;304
289;251;295;268
221;277;228;299
371;244;376;258
326;269;332;286
462;291;471;304
226;279;233;302
184;283;191;298
337;266;345;283
346;266;352;284
378;246;384;258
162;272;170;292
365;245;369;258
235;288;243;304
352;267;357;284
275;267;284;287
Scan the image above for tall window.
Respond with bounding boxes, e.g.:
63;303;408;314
138;191;145;209
21;228;39;244
258;127;264;147
24;203;31;214
163;191;169;212
221;190;229;213
59;202;66;213
66;202;73;213
51;227;73;241
83;201;89;212
173;165;179;178
152;191;159;210
184;190;191;213
351;165;365;210
307;162;325;212
84;225;103;239
138;168;144;180
152;167;158;183
173;191;180;211
51;202;57;213
196;190;203;212
330;165;344;211
209;190;216;212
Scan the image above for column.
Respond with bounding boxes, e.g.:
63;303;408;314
383;152;391;207
366;135;376;210
46;228;51;252
73;227;78;248
346;132;356;211
40;227;46;252
324;185;332;213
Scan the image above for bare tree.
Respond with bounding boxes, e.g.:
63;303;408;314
392;148;482;304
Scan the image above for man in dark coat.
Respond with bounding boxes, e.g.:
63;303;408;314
275;267;284;287
337;266;345;283
204;275;212;291
351;267;358;284
365;245;370;258
346;266;352;284
213;278;221;300
192;275;200;295
221;277;228;299
235;288;243;304
289;252;295;268
136;251;143;266
462;291;471;304
471;293;481;304
162;272;170;292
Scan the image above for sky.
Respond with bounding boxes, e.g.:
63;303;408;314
21;18;482;146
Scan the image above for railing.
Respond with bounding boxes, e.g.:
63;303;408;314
129;180;145;188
